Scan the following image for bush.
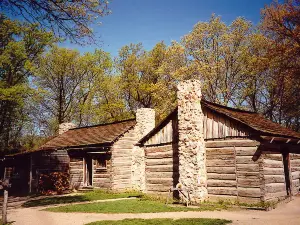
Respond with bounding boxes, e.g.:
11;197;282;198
38;172;70;195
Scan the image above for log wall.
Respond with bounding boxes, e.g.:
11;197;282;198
261;153;287;201
31;150;70;191
145;144;179;195
203;108;251;139
111;128;137;189
206;139;262;203
290;153;300;195
92;154;112;189
69;155;84;189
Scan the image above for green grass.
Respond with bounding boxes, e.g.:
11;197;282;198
22;190;142;207
45;199;227;213
85;218;232;225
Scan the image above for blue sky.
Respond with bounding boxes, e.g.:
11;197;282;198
64;0;273;56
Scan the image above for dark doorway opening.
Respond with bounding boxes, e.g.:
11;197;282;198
283;152;291;196
84;156;93;186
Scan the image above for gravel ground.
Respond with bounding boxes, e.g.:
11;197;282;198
8;197;300;225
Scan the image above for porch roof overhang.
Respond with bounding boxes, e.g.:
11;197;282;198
260;135;300;144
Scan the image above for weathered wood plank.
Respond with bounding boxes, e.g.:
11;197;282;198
238;187;261;198
206;167;235;174
207;173;236;180
207;187;237;196
207;180;236;187
206;140;259;148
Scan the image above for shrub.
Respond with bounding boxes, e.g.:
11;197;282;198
38;172;70;195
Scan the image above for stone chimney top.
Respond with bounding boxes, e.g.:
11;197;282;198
58;122;77;135
135;108;155;139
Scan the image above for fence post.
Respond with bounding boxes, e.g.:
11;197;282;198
2;189;8;224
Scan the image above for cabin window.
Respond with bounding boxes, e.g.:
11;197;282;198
95;155;107;170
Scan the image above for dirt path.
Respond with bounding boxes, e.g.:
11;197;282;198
8;197;300;225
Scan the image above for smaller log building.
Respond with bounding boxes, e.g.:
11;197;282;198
2;108;155;194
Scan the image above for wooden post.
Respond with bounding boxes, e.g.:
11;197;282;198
2;189;8;224
29;155;32;193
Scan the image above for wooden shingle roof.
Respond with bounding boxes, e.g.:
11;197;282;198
140;100;300;145
40;119;136;150
202;100;300;139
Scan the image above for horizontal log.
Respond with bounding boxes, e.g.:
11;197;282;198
146;178;173;186
208;187;237;196
146;151;174;159
206;140;259;148
263;159;283;168
265;183;286;193
206;148;234;156
292;171;300;179
207;180;236;187
291;154;300;159
290;160;300;167
236;164;259;172
237;197;261;204
264;167;284;175
206;159;235;167
145;145;173;154
93;174;110;178
146;158;175;166
263;154;282;161
235;147;258;156
236;156;257;164
264;175;285;184
238;187;261;197
207;173;236;180
264;191;287;200
146;165;175;172
291;167;300;172
206;167;235;174
207;194;237;202
206;154;234;160
237;178;260;187
146;172;175;179
147;184;170;192
237;172;260;179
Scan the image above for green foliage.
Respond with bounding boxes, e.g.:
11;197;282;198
38;172;70;195
86;218;231;225
0;14;55;152
1;0;111;44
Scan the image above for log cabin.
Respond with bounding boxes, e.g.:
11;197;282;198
2;108;155;194
2;79;300;205
138;80;300;204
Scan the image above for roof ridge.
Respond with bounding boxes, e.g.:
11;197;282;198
201;99;257;114
70;118;136;130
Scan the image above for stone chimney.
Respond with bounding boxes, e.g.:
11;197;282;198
58;122;77;135
135;108;155;139
177;79;207;202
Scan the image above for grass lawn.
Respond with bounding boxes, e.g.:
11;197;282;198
22;190;141;207
45;199;227;213
86;218;232;225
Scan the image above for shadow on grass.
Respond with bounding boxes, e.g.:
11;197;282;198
22;195;89;208
22;191;143;208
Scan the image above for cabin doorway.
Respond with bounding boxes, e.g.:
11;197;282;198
84;156;93;186
283;153;291;196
